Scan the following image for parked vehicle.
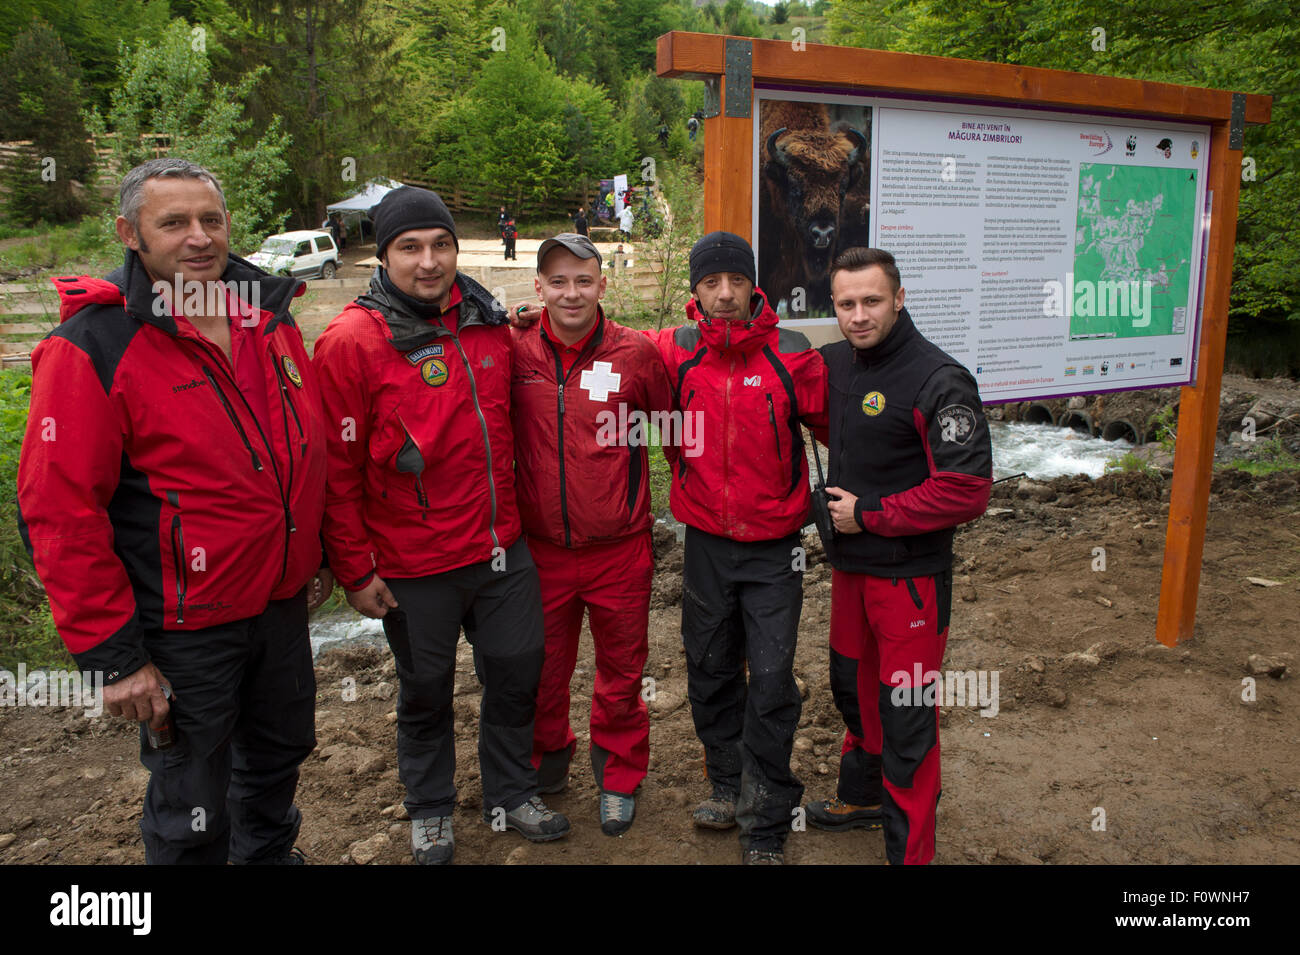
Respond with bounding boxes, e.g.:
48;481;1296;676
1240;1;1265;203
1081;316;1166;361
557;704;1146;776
247;230;340;279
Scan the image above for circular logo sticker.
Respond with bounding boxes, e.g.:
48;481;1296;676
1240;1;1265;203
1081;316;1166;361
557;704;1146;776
861;391;885;416
281;355;303;388
421;358;449;387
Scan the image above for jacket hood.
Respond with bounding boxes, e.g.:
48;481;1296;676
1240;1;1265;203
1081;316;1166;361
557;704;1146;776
357;268;509;351
52;249;305;334
687;286;778;354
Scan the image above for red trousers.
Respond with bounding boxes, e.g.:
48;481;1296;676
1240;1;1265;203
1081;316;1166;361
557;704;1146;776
830;570;949;865
527;533;654;795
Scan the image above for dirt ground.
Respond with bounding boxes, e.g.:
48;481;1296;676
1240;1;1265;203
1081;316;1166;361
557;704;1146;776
1;466;1297;865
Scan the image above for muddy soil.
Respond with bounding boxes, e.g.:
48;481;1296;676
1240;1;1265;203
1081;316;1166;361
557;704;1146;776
2;469;1297;866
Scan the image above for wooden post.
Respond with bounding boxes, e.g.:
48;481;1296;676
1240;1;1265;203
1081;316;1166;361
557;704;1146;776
658;31;1272;645
1155;120;1245;646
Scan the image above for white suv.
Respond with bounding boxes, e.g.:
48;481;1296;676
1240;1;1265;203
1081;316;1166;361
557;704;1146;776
247;230;340;279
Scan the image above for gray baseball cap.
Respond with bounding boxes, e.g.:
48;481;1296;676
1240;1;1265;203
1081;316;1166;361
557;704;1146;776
537;232;602;271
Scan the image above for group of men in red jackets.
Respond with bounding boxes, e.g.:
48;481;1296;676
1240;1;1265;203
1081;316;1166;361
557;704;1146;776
19;161;990;866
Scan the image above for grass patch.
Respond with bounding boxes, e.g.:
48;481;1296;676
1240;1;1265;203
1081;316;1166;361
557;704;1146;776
0;367;71;671
0;215;120;282
1221;436;1300;476
1105;451;1156;474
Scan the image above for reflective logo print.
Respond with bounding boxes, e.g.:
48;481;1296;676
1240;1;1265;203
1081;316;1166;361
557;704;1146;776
421;358;450;387
281;355;303;388
862;391;885;416
937;404;977;444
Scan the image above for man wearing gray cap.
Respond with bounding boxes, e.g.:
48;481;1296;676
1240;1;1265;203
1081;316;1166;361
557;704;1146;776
511;234;674;836
313;186;569;865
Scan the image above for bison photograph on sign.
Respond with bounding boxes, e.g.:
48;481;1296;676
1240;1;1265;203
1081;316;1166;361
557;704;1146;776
757;98;871;320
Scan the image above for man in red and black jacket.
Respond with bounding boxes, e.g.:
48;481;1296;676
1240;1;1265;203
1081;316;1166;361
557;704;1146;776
17;158;331;864
805;247;992;865
313;187;568;865
649;232;828;865
511;233;674;836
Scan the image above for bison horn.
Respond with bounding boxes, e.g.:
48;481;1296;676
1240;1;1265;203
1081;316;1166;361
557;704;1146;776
844;127;868;166
766;127;790;166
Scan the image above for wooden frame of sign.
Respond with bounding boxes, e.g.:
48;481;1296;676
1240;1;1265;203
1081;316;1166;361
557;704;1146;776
656;30;1272;646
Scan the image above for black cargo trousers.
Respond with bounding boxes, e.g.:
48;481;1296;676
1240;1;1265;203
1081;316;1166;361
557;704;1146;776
380;537;545;820
681;526;805;851
139;591;316;865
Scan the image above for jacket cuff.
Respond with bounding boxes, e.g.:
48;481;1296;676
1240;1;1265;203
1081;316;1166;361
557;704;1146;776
341;568;376;592
854;493;882;530
70;612;150;685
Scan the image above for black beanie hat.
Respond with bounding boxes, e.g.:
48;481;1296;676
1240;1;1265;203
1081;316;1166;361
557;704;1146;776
373;186;458;259
689;231;756;289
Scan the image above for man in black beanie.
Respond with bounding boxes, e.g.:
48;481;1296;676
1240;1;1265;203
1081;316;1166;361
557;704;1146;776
313;186;569;865
644;231;828;865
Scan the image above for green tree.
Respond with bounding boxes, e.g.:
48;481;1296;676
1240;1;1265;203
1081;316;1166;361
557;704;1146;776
0;19;96;225
772;2;790;25
221;0;405;227
430;31;630;211
90;18;291;252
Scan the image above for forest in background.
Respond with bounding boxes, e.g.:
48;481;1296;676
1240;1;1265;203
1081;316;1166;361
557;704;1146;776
0;0;1293;329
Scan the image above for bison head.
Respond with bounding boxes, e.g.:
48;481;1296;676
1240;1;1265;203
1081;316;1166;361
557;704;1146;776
764;125;868;277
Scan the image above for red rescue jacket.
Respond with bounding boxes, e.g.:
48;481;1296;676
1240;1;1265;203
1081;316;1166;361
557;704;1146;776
313;271;520;589
16;251;328;682
511;307;674;548
646;289;828;541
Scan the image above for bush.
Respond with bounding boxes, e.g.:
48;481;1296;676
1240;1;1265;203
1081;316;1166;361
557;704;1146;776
0;368;68;670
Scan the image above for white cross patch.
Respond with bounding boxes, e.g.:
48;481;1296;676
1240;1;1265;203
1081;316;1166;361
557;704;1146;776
580;360;621;402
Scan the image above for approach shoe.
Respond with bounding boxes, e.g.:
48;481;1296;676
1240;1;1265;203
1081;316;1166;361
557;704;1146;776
805;796;884;832
742;847;785;866
692;788;738;830
497;796;571;842
599;791;636;836
411;815;454;865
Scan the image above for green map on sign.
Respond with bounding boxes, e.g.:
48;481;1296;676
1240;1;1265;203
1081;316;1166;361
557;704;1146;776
1071;162;1197;339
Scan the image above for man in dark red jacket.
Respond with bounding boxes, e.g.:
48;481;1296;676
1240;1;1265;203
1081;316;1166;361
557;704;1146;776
313;187;568;865
17;157;331;864
511;234;674;836
805;247;992;865
647;232;828;865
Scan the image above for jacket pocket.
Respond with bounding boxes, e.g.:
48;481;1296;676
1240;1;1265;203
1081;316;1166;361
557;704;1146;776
766;393;783;462
393;413;428;511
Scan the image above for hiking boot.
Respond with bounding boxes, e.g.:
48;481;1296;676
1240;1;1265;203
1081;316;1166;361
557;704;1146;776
411;815;454;865
743;846;785;866
692;788;738;830
538;742;575;794
249;846;307;865
599;791;636;836
805;796;883;832
490;796;571;842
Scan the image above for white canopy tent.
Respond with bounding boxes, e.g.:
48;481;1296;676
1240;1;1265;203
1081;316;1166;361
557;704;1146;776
323;178;405;244
325;177;405;215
